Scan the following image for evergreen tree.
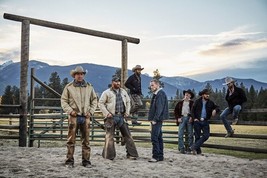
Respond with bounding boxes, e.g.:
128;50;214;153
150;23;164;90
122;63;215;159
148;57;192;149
47;72;62;107
61;77;69;89
0;85;19;114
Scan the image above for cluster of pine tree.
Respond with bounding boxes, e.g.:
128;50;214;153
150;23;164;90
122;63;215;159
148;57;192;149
1;71;267;121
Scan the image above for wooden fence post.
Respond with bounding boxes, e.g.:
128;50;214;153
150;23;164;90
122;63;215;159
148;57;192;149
19;19;30;147
121;39;128;88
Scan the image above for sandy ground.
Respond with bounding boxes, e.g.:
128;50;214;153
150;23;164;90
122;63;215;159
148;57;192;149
0;143;266;178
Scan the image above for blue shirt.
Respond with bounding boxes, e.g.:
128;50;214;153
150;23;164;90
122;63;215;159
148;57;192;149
201;100;207;119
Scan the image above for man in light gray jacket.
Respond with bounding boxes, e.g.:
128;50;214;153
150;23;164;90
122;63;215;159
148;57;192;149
99;76;139;160
61;66;97;168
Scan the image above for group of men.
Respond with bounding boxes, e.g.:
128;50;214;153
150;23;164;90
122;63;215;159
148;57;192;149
61;65;247;167
174;77;247;155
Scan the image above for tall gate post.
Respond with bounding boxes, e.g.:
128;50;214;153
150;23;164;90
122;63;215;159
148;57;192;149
19;19;30;147
121;39;128;88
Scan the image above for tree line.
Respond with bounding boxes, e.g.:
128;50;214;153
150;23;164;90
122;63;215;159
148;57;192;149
1;71;267;121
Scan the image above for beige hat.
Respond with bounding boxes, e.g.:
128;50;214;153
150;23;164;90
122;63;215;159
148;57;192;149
70;66;87;78
223;77;235;85
132;65;144;72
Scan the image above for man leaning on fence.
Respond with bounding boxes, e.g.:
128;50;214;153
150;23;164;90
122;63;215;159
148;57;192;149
98;76;139;160
174;89;195;154
61;66;98;168
191;89;219;155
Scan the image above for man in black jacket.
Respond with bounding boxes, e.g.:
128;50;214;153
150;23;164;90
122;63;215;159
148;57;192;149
125;65;144;125
220;77;247;137
191;89;219;155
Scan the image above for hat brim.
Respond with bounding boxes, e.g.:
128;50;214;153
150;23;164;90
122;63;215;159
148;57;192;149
132;67;144;72
70;70;86;78
183;90;195;99
222;81;234;85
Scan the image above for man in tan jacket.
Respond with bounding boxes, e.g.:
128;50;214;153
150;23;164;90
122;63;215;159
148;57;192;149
61;66;97;168
98;76;139;160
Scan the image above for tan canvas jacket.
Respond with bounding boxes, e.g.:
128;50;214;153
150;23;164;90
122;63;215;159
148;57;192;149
98;88;131;117
61;82;98;116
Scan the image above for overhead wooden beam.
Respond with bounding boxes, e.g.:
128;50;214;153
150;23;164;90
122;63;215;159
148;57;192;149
3;13;140;44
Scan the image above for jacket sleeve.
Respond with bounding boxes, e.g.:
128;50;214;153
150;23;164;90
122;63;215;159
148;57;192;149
125;76;132;88
153;92;167;122
98;91;110;117
88;87;98;115
61;86;73;114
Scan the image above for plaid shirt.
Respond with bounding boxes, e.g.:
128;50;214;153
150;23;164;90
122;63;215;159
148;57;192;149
113;89;125;113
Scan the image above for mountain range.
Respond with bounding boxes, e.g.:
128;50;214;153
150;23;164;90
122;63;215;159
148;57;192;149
1;60;267;98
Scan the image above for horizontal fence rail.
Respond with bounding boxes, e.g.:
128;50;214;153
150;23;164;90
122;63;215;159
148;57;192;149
1;102;267;153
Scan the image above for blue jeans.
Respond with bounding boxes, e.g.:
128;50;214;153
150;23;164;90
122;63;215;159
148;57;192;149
220;105;241;133
151;121;163;160
178;116;193;151
193;120;210;153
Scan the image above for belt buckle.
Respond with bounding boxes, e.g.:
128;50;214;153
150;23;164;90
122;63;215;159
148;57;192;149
200;118;205;121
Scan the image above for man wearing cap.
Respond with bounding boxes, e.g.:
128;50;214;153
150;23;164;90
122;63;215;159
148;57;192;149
98;76;139;160
61;66;98;168
220;77;247;137
125;65;144;125
191;89;219;155
174;89;195;154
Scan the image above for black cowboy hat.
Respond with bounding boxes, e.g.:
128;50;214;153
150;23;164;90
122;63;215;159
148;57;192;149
198;89;211;96
183;89;195;99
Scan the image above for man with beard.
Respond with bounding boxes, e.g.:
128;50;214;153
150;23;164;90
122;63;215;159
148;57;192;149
220;77;247;137
125;65;144;125
191;89;219;155
99;76;139;160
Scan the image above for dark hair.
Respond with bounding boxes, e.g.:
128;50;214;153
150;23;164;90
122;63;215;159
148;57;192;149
150;79;160;85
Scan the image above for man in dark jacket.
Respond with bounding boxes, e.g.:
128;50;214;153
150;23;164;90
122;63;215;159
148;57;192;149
174;89;194;154
191;89;219;155
148;79;169;162
125;65;144;125
220;77;247;137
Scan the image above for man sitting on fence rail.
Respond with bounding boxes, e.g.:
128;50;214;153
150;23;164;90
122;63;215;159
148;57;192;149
220;77;247;138
61;66;98;168
98;76;139;160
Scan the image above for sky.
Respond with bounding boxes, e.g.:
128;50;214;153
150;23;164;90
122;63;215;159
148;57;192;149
0;0;267;82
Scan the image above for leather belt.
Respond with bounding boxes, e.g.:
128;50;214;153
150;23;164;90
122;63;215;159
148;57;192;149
115;112;124;115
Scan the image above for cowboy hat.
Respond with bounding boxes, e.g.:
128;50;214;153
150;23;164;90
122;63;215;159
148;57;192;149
132;65;144;72
70;66;87;78
183;89;195;99
198;89;210;96
223;77;235;85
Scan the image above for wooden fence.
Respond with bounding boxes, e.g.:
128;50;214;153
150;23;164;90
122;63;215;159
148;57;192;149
1;103;267;153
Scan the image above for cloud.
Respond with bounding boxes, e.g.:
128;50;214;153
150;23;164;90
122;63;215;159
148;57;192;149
148;30;264;41
0;49;20;63
198;38;267;56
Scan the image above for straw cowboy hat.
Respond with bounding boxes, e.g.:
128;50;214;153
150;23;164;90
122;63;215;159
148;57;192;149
70;66;87;78
132;65;144;72
223;77;236;85
198;89;211;96
183;89;195;99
